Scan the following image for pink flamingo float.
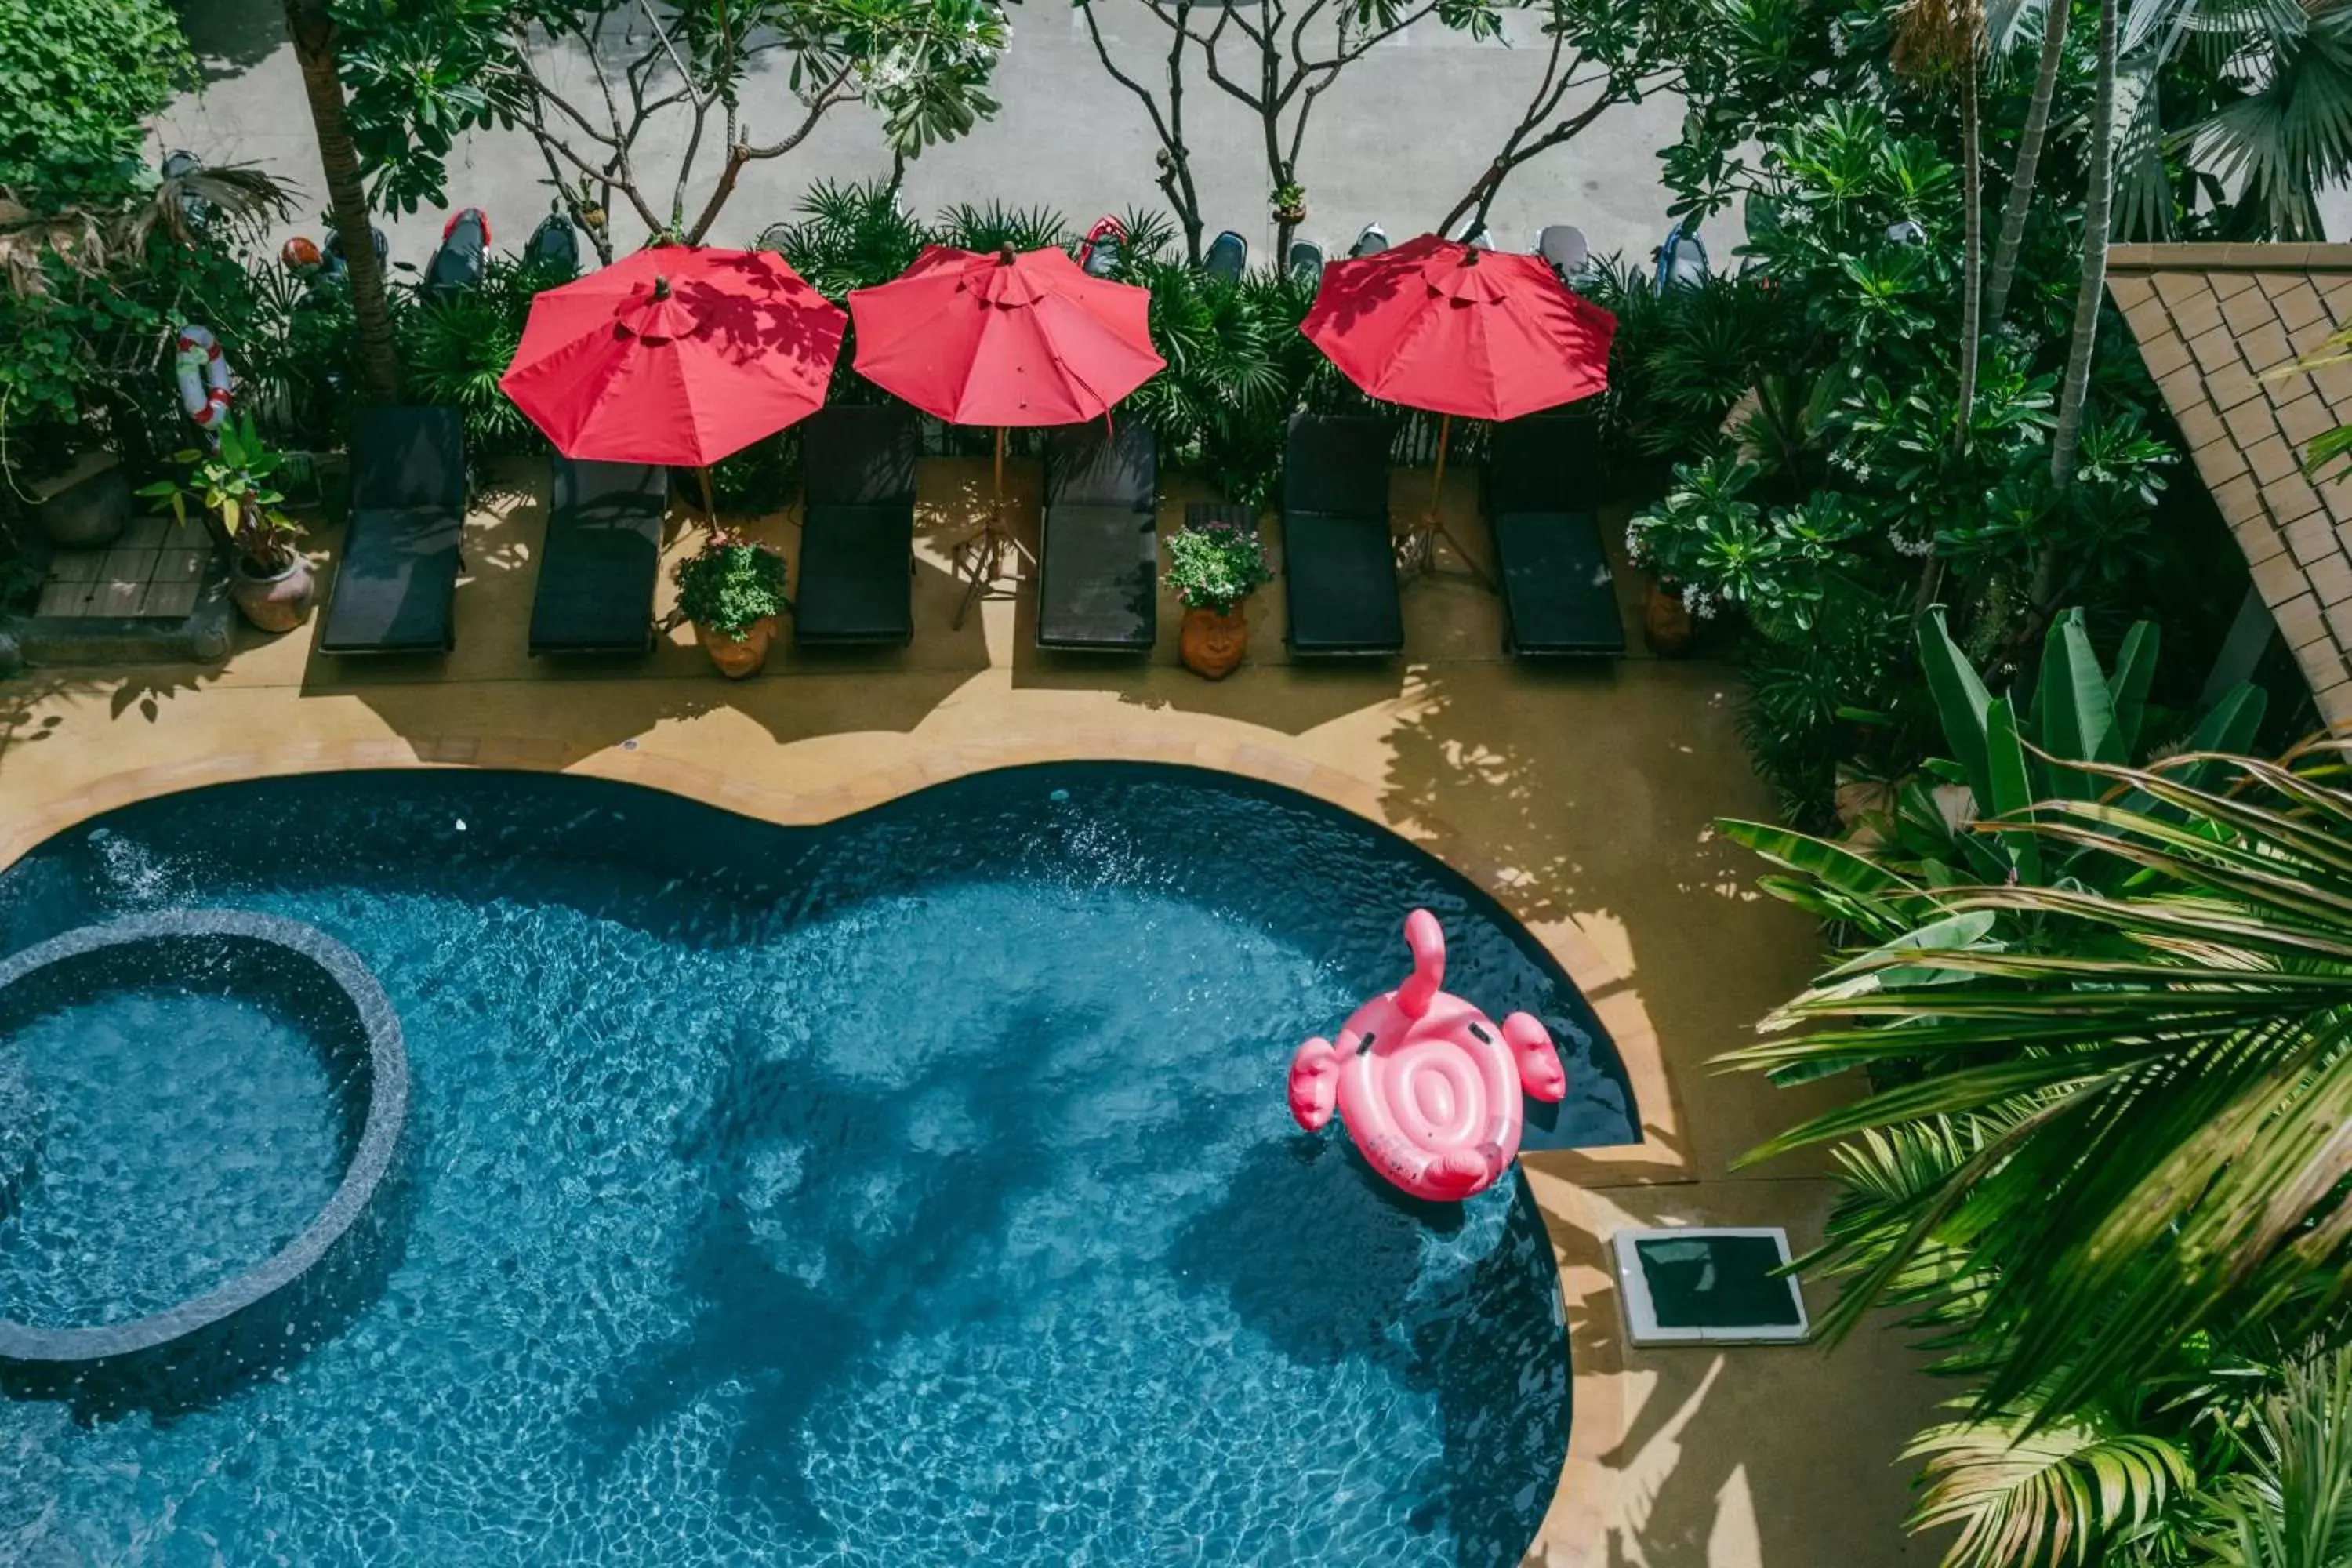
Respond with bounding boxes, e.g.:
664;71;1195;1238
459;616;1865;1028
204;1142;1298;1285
1287;909;1567;1201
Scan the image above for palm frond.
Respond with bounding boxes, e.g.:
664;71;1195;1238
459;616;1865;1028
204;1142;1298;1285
1721;740;2352;1417
2193;1341;2352;1567
1907;1403;2194;1568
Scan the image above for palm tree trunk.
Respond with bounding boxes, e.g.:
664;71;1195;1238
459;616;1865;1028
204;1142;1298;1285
2041;0;2116;604
1984;0;2071;335
1956;63;1984;452
284;0;399;405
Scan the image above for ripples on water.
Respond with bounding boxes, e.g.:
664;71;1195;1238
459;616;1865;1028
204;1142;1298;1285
0;765;1628;1566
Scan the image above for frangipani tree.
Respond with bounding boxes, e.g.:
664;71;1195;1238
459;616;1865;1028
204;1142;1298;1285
329;0;1008;266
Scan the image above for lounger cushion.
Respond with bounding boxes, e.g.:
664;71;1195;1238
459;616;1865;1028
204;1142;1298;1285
319;407;466;655
796;504;913;645
1038;503;1157;650
801;405;918;506
1283;511;1403;655
1283;415;1392;519
530;460;666;655
1493;510;1624;655
1047;421;1155;511
318;506;465;653
350;407;464;511
1486;416;1600;517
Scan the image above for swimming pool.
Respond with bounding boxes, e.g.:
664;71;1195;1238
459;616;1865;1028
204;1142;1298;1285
0;764;1631;1566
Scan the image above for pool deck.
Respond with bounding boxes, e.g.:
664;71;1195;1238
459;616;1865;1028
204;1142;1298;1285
0;456;1946;1566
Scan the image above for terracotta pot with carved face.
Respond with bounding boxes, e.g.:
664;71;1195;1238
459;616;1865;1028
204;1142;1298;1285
1642;578;1694;659
1180;605;1249;680
699;615;778;679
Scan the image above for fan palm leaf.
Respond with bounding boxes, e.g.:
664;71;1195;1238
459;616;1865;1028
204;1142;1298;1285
1909;1403;2194;1568
1722;741;2352;1419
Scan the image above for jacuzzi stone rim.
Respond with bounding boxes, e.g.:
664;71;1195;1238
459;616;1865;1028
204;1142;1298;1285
0;909;408;1366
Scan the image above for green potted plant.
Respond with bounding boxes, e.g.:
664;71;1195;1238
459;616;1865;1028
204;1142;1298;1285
1163;516;1272;679
135;414;312;632
1270;181;1307;228
673;532;789;677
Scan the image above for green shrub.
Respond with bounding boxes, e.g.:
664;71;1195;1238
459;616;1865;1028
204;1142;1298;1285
673;534;788;637
398;252;567;465
0;0;187;200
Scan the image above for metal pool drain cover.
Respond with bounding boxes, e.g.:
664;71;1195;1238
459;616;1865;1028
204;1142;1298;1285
1612;1226;1810;1345
0;911;408;1394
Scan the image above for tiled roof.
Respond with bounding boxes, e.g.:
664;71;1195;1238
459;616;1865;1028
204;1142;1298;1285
2107;242;2352;724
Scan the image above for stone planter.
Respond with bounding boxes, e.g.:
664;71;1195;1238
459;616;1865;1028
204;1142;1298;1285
231;554;317;633
30;451;132;550
1642;578;1693;659
1179;604;1248;680
699;615;778;678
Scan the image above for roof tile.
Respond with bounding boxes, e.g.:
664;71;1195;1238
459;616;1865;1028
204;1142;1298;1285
2275;393;2339;449
2172;400;2227;452
2222;287;2281;336
2169;291;2227;340
2274;590;2328;649
2250;434;2303;485
2274;279;2333;336
2135;329;2194;382
2208;358;2265;412
2309;551;2352;605
2154;271;2212;309
2225;396;2283;454
2266;466;2327;526
2250;541;2308;603
2287;510;2338;566
2314;681;2352;728
2236;319;2292;375
2108;274;2158;313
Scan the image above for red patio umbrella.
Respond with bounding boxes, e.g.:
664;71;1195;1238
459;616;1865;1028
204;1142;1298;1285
1301;234;1616;583
500;245;846;514
848;244;1164;625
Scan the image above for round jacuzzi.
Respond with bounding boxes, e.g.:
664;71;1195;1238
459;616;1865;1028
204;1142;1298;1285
0;910;407;1387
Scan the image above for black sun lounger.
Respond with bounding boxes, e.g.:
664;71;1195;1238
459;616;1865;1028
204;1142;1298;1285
795;404;918;648
528;458;667;655
1486;415;1624;657
1282;413;1402;657
318;407;466;655
1036;420;1157;652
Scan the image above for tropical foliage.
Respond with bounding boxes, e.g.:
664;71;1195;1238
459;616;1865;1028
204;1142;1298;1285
133;413;306;573
673;532;789;636
1725;735;2352;1564
0;0;187;200
1163;515;1272;612
329;0;1009;261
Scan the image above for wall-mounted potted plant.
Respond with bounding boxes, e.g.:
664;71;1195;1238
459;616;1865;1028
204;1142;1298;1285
1270;181;1308;229
136;415;313;632
673;532;788;677
1164;516;1272;679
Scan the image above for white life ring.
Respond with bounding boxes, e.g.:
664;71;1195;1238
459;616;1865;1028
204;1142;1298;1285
174;325;233;430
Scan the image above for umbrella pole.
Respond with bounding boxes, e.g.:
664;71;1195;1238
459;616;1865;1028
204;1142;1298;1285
698;465;717;524
1422;416;1450;575
954;426;1014;631
1415;414;1494;592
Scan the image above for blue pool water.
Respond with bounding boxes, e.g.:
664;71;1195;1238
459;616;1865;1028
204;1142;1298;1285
0;764;1630;1566
0;992;340;1328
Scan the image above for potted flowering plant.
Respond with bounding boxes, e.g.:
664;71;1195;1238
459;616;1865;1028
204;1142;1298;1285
673;532;788;677
135;414;313;632
1163;516;1272;678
